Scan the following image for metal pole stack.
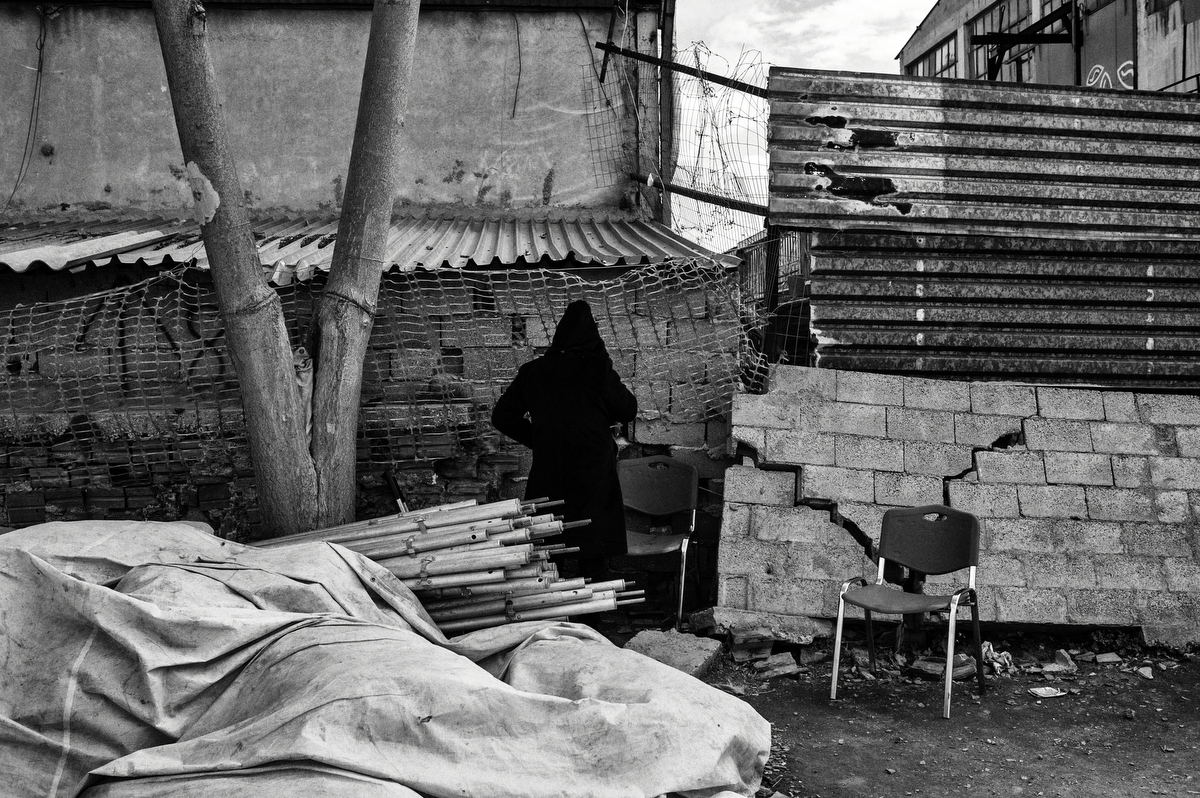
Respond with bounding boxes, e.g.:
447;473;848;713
258;497;645;632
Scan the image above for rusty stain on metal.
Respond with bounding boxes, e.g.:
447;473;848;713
803;115;899;150
802;163;903;209
768;69;1200;239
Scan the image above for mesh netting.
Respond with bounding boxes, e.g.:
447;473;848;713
581;15;639;191
0;261;752;521
582;61;634;190
736;232;813;387
669;44;770;254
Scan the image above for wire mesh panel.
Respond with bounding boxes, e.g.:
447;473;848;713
583;62;635;190
733;230;813;387
669;44;770;253
582;16;641;191
348;261;748;469
0;260;750;528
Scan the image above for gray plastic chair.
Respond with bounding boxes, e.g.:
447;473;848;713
829;504;986;718
616;455;698;631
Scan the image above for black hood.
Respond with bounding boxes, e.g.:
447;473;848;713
548;300;607;357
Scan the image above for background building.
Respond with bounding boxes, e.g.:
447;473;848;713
898;0;1200;93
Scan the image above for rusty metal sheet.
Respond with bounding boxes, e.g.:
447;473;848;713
807;230;1200;389
768;69;1200;238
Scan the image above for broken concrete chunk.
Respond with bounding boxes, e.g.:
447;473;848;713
796;645;828;665
908;654;977;681
730;632;774;663
623;629;724;679
688;607;829;645
752;652;798;671
759;663;801;679
1041;649;1078;675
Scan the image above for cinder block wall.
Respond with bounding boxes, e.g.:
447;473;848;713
0;273;741;538
718;365;1200;648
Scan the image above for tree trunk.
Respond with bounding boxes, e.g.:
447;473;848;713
152;0;319;537
310;0;422;526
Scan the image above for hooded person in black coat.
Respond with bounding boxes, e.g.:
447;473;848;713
491;300;637;578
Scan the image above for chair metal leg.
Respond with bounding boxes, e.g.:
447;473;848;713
830;595;847;700
943;596;960;719
971;597;986;695
864;609;876;673
674;538;690;632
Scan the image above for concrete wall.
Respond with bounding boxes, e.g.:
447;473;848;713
718;364;1200;648
0;4;657;217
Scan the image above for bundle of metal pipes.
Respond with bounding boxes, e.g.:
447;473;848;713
258;498;645;633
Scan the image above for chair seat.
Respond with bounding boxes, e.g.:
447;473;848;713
842;583;965;615
625;530;686;556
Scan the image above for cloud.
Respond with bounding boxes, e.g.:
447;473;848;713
675;0;929;75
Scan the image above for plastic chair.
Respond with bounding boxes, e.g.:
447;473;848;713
615;455;698;631
829;504;985;719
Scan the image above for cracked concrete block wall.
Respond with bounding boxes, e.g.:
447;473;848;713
719;364;1200;647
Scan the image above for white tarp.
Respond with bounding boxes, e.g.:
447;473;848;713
0;521;769;798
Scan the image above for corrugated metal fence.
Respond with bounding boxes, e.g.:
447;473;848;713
768;69;1200;238
807;231;1200;389
767;69;1200;388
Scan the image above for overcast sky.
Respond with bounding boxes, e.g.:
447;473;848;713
673;0;933;75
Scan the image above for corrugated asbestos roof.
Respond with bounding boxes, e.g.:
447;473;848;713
807;230;1200;390
0;213;731;279
768;68;1200;239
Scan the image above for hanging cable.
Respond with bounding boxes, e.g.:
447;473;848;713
1;6;54;218
510;12;522;119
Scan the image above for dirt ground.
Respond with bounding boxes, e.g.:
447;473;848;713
700;625;1200;798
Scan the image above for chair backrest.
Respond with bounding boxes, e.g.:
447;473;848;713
617;455;698;535
877;504;979;576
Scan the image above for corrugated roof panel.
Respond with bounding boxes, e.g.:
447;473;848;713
806;231;1200;390
0;216;194;272
767;69;1200;239
0;213;732;276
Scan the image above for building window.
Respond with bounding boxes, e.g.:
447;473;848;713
968;0;1034;81
1040;0;1070;32
906;34;959;78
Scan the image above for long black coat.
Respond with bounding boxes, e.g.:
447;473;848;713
491;301;637;559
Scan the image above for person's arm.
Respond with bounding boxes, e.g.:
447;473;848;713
491;374;535;448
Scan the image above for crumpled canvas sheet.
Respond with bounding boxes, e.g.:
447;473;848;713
0;521;769;798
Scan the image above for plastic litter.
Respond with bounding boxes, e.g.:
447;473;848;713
981;640;1017;675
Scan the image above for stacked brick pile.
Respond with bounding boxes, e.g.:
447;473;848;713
718;365;1200;647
